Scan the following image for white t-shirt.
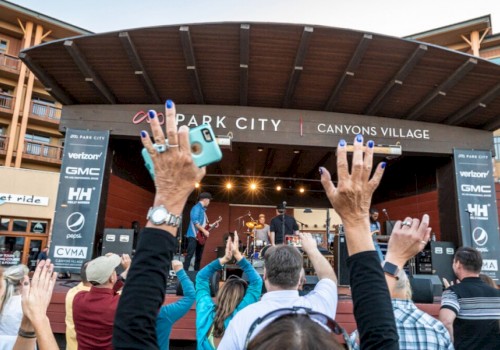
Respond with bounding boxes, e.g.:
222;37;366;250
0;294;23;336
218;278;338;350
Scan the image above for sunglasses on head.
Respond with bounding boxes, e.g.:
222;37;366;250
244;306;353;350
226;274;248;286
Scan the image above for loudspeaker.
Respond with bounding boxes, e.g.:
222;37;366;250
176;270;219;297
411;274;443;298
299;275;319;296
102;229;134;256
430;242;456;283
410;276;434;303
333;234;349;286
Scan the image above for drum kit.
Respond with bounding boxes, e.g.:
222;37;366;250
243;220;266;263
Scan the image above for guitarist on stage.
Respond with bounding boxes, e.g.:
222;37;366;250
184;192;215;271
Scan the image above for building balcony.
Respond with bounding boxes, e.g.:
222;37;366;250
0;52;21;74
0;135;8;155
21;140;63;165
0;93;15;115
29;101;62;126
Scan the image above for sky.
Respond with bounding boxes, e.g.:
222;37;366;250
6;0;500;37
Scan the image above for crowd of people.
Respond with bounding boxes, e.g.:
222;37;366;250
0;100;499;350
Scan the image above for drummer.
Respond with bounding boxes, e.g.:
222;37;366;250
253;214;270;246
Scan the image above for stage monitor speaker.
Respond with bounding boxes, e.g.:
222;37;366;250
102;229;134;256
410;276;434;303
411;274;443;298
430;241;456;283
333;234;349;286
176;270;219;297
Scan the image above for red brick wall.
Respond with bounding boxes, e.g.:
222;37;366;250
104;174;154;229
375;190;441;239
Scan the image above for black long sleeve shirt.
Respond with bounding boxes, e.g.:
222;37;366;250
347;250;399;350
113;228;176;350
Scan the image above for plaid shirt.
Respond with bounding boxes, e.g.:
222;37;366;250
392;299;454;350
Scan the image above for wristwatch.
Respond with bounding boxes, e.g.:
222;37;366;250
381;261;403;280
147;205;182;227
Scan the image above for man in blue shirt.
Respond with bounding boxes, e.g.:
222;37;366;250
369;208;384;261
184;192;213;271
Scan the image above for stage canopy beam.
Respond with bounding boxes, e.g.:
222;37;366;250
179;26;205;104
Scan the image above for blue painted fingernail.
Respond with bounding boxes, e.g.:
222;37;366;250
319;167;323;175
367;140;374;148
339;139;346;147
141;131;147;138
166;100;173;109
381;162;386;169
148;110;155;118
356;134;363;143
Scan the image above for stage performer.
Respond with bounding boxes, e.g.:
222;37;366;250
369;208;384;261
196;231;262;349
269;204;299;245
254;214;270;246
184;192;214;271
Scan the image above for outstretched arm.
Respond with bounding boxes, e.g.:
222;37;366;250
113;101;205;350
233;232;263;308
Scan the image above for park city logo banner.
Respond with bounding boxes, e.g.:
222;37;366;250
454;149;500;281
50;129;109;272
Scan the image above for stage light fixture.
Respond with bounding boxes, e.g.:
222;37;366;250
299;187;305;193
250;182;257;190
276;185;282;191
257;147;264;152
194;182;200;188
304;208;312;213
225;182;232;189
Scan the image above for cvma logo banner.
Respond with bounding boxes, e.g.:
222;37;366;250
50;129;110;273
454;149;500;281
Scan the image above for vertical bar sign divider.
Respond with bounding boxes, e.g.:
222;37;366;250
49;129;109;272
453;149;500;281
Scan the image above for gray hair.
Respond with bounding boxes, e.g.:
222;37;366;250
264;245;303;288
1;264;28;313
393;272;412;300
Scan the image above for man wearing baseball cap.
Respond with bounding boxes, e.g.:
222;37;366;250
184;192;215;271
73;253;131;350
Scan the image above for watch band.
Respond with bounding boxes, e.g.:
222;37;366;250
147;205;182;227
381;261;402;280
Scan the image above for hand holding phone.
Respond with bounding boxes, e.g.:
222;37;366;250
142;123;222;179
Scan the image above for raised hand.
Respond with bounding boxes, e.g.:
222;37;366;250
171;260;183;272
385;215;432;268
232;231;243;261
220;236;234;265
299;232;318;255
121;254;131;270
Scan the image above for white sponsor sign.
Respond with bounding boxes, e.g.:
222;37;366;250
483;259;498;272
54;246;88;258
0;193;49;206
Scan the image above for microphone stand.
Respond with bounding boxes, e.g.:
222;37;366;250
382;210;393;235
296;220;306;232
281;204;286;244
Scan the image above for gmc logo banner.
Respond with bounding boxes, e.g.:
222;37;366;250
454;149;500;281
50;129;109;272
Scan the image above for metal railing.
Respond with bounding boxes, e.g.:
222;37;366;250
0;93;14;111
30;101;62;121
0;135;8;152
0;53;20;71
23;140;63;160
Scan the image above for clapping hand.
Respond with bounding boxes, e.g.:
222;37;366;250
232;231;243;261
220;235;234;265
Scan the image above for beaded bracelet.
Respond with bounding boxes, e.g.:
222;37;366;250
18;328;37;338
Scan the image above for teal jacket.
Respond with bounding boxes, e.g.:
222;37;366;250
195;257;262;350
156;269;195;350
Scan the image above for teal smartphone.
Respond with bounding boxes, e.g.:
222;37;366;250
142;124;223;179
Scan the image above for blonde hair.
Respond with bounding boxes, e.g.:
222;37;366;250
211;277;247;338
1;264;28;313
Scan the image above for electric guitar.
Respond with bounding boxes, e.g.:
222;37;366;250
196;216;222;245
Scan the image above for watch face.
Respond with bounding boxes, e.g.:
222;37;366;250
151;207;167;223
383;262;399;276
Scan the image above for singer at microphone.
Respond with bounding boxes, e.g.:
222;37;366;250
269;202;299;246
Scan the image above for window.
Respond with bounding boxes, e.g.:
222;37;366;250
0;236;24;266
0;217;49;235
0;217;10;231
12;219;28;232
25;132;51;156
30;221;48;234
494;136;500;161
0;39;7;53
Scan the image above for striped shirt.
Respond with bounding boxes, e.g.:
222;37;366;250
392;299;454;350
441;277;500;350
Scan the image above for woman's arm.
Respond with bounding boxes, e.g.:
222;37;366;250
234;232;263;308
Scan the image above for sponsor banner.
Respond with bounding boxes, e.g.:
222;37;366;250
454;149;500;281
0;193;49;206
49;129;109;272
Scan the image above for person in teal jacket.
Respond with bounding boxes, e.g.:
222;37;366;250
156;259;195;350
196;231;263;349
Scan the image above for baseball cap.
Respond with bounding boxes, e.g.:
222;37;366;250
86;254;121;285
199;192;213;200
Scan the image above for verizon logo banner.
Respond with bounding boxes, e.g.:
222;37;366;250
50;129;109;272
454;149;499;281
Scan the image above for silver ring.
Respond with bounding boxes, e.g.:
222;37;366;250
421;240;427;244
169;144;179;148
402;220;412;227
153;143;168;153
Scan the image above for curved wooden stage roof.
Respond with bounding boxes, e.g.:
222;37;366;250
20;22;500;131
